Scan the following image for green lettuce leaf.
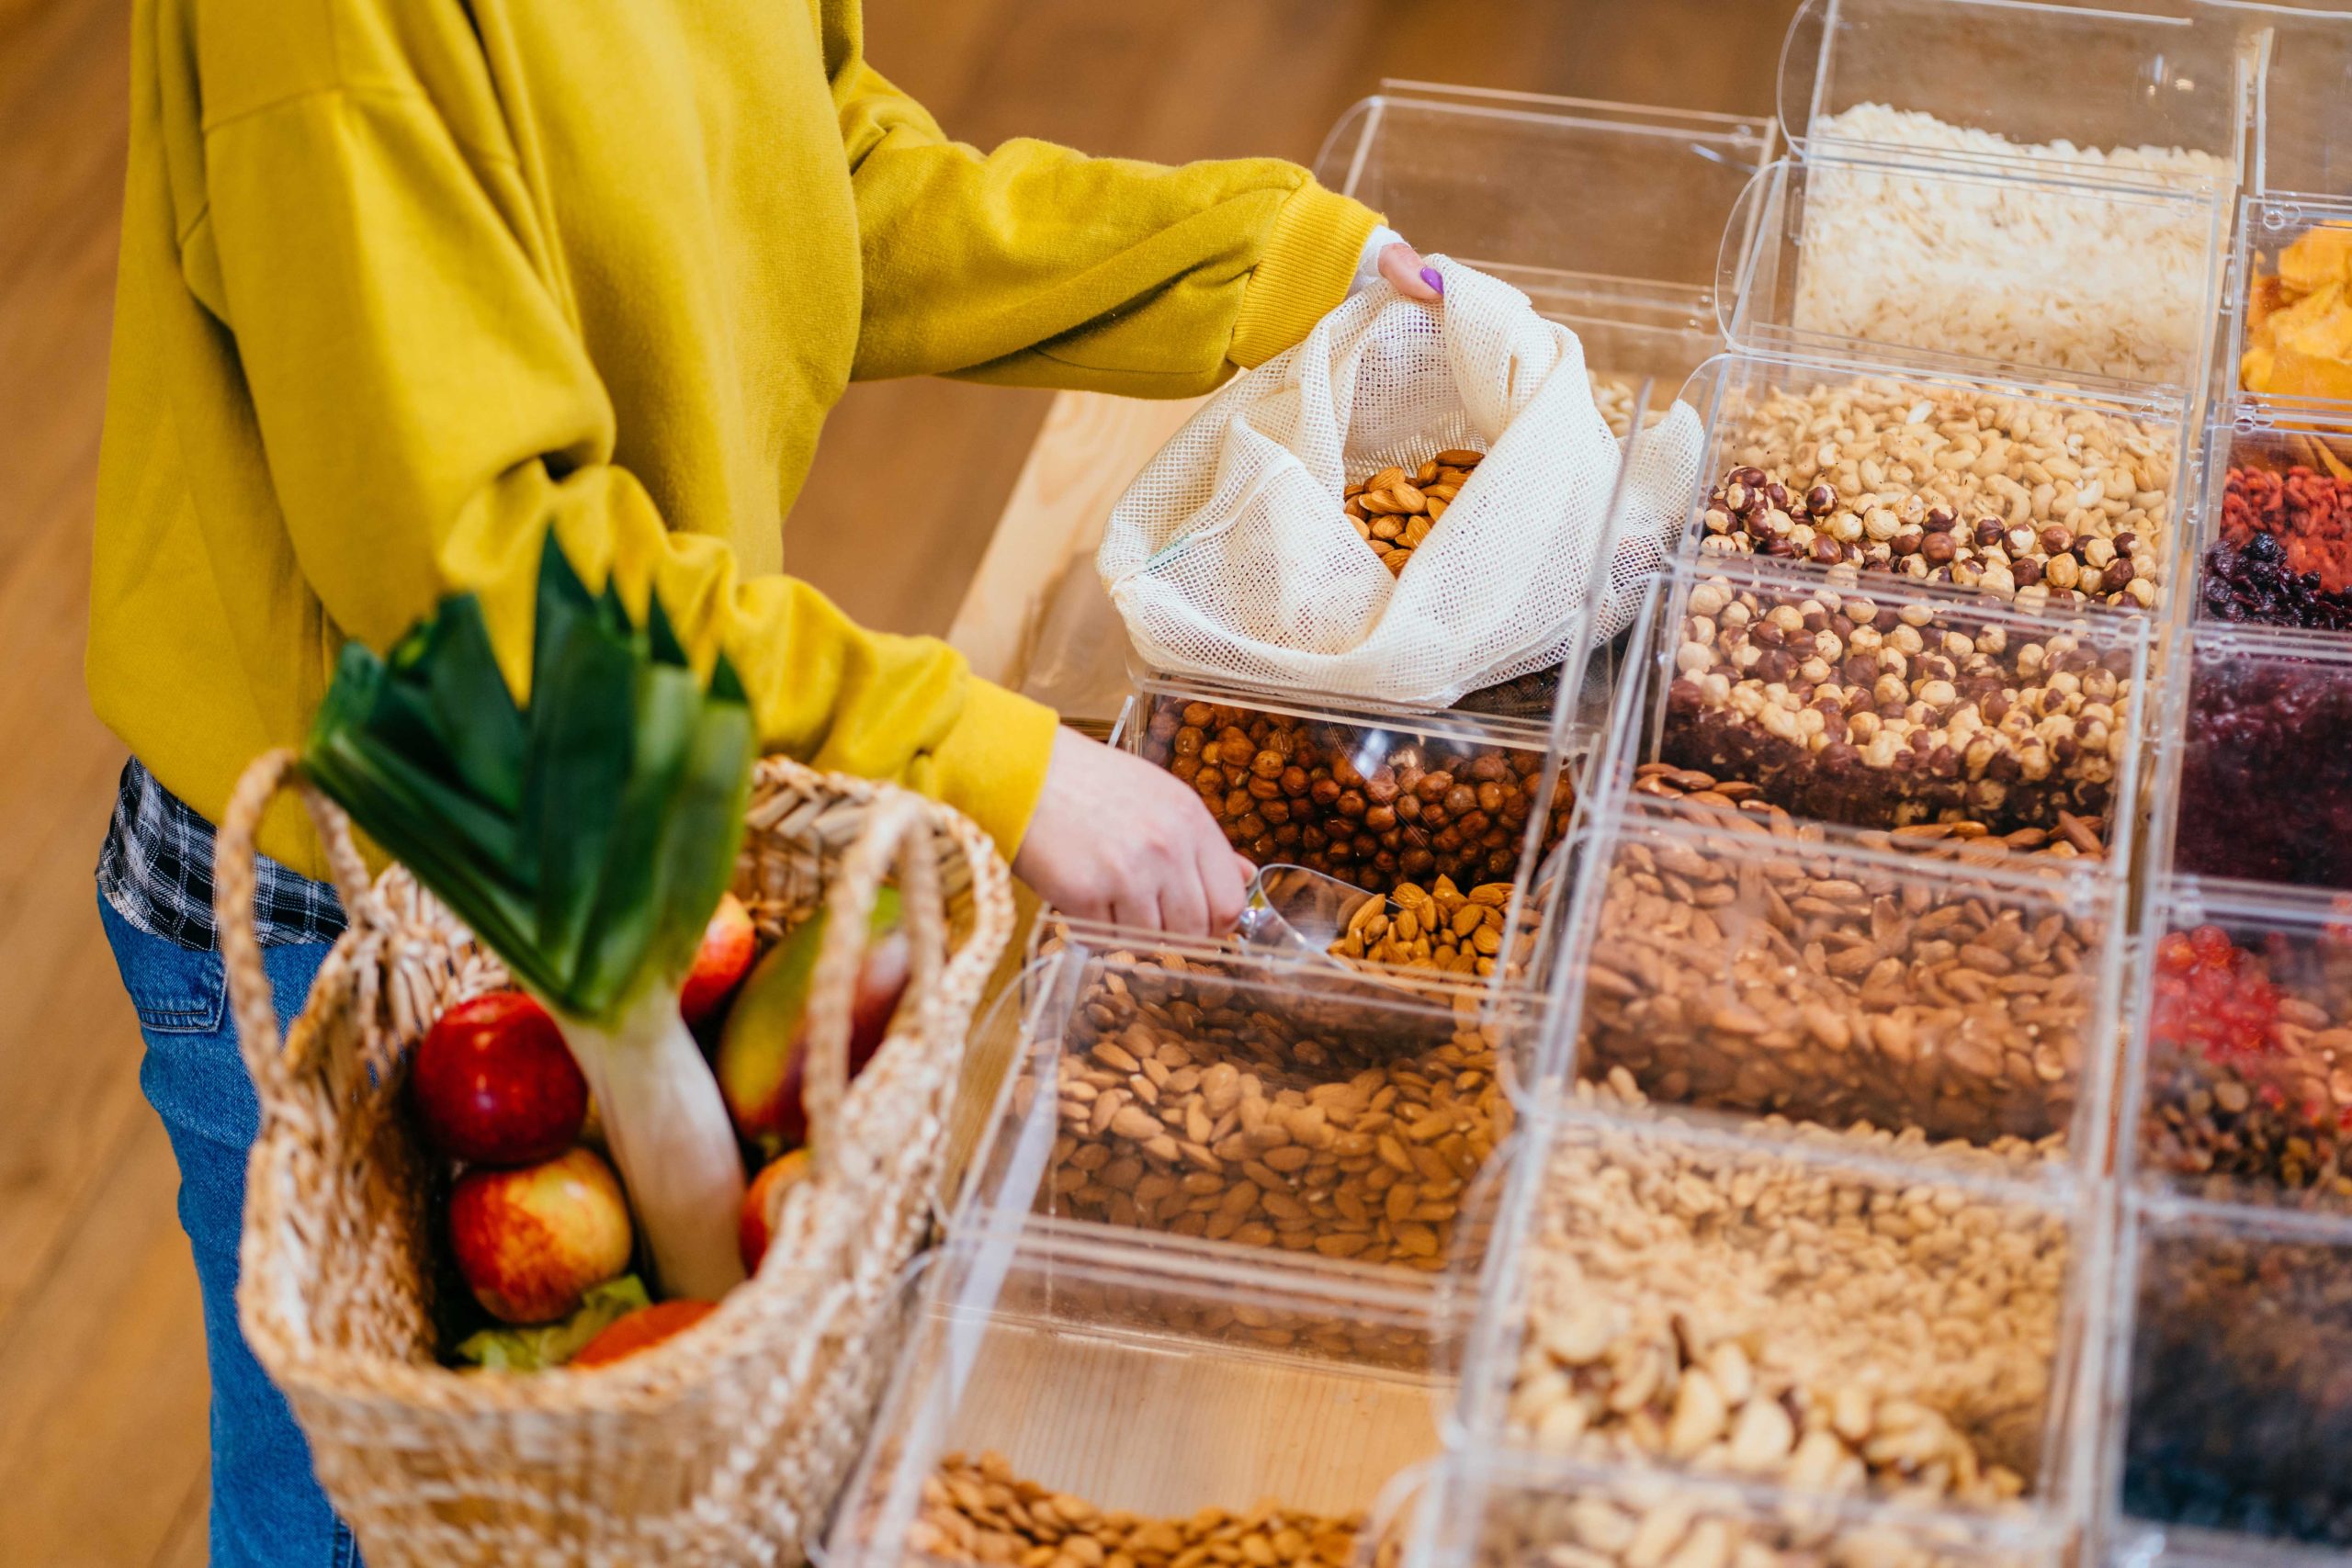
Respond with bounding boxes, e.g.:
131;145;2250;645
453;1275;651;1372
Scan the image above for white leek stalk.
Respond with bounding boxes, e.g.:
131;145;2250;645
560;989;746;1300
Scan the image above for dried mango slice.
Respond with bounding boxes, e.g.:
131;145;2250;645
2278;224;2352;296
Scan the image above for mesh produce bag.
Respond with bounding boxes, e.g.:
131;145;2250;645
1098;256;1702;705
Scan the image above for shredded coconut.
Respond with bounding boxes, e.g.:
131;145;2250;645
1786;105;2232;386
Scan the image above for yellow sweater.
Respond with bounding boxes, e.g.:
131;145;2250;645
89;0;1378;879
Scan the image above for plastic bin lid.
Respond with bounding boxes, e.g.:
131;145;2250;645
1312;82;1775;331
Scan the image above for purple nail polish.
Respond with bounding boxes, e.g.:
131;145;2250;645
1420;265;1445;297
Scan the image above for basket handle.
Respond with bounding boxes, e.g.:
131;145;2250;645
213;748;381;1102
799;792;952;1181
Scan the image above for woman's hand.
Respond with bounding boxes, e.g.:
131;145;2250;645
1012;727;1255;936
1377;240;1443;302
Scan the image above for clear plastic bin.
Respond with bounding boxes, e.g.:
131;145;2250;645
2108;1199;2352;1555
1680;352;2190;616
1314;83;1777;414
2187;400;2352;628
1454;1107;2098;1516
1721;153;2228;393
2122;874;2352;1213
1006;85;1727;733
1612;552;2151;851
2225;193;2352;406
2201;0;2352;199
828;1237;1446;1568
956;945;1537;1287
1543;788;2126;1160
1381;1450;2074;1568
2151;620;2352;889
1111;679;1582;984
1778;0;2245;177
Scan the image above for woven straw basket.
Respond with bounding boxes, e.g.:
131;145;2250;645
213;748;1015;1567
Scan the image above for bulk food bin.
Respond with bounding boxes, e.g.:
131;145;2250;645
2198;0;2352;199
1534;787;2128;1168
1777;0;2244;179
1451;1104;2106;1528
1376;1450;2075;1568
2102;1196;2352;1561
2120;874;2352;1213
1058;678;1587;998
955;945;1538;1289
1718;152;2228;394
993;85;1777;737
1313;83;1777;435
2185;398;2352;629
1590;551;2153;863
1677;351;2195;617
826;1235;1446;1568
2222;193;2352;407
2143;620;2352;890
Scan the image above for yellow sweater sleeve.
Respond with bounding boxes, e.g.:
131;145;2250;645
823;6;1381;393
201;84;1056;857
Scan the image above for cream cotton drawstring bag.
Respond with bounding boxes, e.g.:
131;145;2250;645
1098;256;1702;705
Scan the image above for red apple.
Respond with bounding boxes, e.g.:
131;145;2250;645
680;893;757;1029
571;1299;718;1369
739;1148;816;1274
449;1146;634;1324
411;991;587;1166
717;891;910;1157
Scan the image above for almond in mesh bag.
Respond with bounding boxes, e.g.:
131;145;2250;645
1098;257;1701;706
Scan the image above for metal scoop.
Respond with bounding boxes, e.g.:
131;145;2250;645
1235;863;1397;966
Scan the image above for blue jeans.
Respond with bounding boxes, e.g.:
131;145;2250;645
98;893;361;1568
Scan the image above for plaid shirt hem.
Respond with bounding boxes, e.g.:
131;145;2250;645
97;758;346;953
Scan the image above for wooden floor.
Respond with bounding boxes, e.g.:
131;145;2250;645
0;0;1794;1560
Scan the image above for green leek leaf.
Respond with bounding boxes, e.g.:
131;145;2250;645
300;529;754;1028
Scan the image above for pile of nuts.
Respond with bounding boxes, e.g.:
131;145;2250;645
1022;956;1510;1271
1460;1480;2011;1568
1136;699;1571;893
2138;924;2352;1210
1506;1080;2066;1504
1700;380;2173;612
1346;450;1483;575
1592;373;1667;442
912;1452;1363;1568
1629;765;2108;861
1578;778;2103;1148
1327;876;1510;979
2123;1232;2352;1546
1661;572;2134;834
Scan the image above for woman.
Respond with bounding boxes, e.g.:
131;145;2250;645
86;0;1435;1561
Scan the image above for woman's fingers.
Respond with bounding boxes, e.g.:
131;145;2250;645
1378;241;1443;302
